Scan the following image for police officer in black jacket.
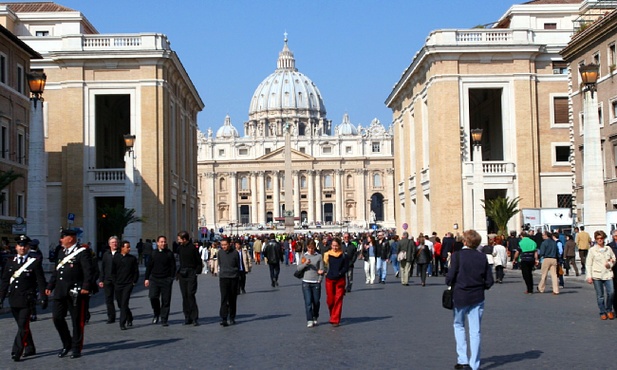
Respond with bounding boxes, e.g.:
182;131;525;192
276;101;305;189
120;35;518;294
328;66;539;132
145;235;176;326
45;229;93;359
176;230;202;326
0;235;47;362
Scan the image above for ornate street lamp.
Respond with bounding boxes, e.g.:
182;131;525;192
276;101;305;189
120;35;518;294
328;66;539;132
580;63;599;96
471;127;487;242
26;70;49;266
27;71;46;105
580;63;605;231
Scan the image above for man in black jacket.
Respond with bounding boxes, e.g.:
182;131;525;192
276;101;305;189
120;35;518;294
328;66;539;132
112;241;139;330
0;236;47;362
176;230;202;326
263;234;282;287
145;235;176;326
98;236;119;324
375;231;389;284
342;233;358;292
45;228;93;359
218;238;240;326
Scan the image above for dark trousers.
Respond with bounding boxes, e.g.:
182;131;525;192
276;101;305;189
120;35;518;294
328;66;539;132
219;277;239;320
417;263;428;284
495;265;505;282
115;284;134;326
579;249;589;272
103;279;117;321
11;306;35;356
520;261;535;293
346;265;354;292
149;276;173;321
179;269;199;321
432;255;441;276
52;295;86;354
565;256;579;275
268;263;280;282
238;271;247;293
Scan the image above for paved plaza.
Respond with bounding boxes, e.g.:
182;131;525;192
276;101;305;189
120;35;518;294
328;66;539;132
0;262;615;369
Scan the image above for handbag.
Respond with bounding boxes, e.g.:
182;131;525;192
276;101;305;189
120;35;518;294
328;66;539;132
442;286;454;310
397;250;406;262
442;252;460;310
294;265;308;279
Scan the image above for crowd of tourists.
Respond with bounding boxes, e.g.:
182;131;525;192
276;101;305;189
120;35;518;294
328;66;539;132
1;225;615;369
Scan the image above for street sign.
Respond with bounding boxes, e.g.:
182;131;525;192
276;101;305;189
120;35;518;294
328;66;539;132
68;213;75;225
372;224;378;230
219;228;224;233
402;223;408;230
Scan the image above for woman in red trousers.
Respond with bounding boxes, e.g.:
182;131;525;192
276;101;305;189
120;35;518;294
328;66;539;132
323;238;349;326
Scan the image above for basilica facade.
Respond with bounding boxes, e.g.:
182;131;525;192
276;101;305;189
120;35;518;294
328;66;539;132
197;37;395;230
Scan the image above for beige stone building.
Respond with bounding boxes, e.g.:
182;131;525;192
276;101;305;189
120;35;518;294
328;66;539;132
385;0;582;237
561;2;617;229
0;3;203;253
197;38;395;232
0;23;39;241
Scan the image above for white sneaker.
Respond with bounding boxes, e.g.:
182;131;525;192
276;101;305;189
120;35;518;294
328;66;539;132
307;321;314;328
313;319;318;326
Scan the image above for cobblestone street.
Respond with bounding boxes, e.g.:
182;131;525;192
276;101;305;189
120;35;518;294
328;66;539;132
0;262;614;369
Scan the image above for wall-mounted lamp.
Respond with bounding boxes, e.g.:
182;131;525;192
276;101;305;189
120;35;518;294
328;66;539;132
470;128;483;147
123;134;136;153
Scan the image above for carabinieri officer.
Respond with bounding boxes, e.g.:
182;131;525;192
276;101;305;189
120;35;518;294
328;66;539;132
0;235;48;362
45;228;93;359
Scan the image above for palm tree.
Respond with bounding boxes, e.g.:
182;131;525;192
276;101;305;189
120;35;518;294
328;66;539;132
481;196;521;237
0;169;22;203
99;204;144;240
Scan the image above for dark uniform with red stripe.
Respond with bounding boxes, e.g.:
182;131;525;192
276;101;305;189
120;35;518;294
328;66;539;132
0;253;47;360
47;242;93;358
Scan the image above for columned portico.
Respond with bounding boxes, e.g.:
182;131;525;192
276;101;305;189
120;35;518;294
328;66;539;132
307;170;315;223
315;170;322;222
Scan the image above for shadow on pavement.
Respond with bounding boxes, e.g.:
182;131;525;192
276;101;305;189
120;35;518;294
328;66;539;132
342;315;392;326
482;350;543;369
85;338;182;355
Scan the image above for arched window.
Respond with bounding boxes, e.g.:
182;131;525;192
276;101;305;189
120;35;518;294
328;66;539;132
346;174;353;188
300;175;307;188
373;173;382;187
324;174;333;188
240;176;248;190
219;177;226;191
266;176;272;190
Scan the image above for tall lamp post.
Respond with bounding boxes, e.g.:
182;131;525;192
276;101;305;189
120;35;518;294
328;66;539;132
471;128;487;243
580;63;606;230
26;71;49;266
123;134;137;246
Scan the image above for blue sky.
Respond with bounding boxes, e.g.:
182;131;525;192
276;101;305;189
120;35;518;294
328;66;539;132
23;0;514;133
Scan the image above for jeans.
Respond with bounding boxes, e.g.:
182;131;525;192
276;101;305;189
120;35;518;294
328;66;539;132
453;301;484;370
592;279;615;315
376;258;388;282
302;282;321;321
390;255;400;275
